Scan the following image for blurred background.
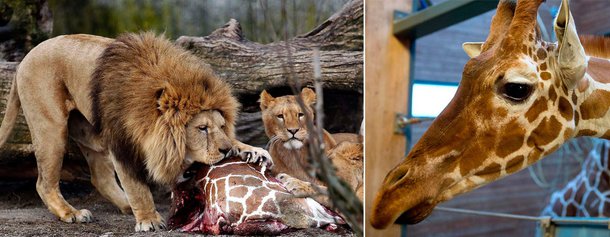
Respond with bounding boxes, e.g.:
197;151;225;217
0;0;348;61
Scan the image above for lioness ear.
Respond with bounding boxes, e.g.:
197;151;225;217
462;42;483;58
259;90;275;110
554;0;587;89
301;87;316;105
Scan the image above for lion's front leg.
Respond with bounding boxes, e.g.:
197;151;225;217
276;173;331;207
111;156;166;232
232;140;274;168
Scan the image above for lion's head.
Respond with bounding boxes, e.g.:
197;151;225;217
259;88;316;150
92;32;240;185
184;110;234;167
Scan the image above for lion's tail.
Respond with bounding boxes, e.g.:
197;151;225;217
0;76;21;147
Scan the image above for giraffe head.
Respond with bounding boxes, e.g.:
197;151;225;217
372;0;590;228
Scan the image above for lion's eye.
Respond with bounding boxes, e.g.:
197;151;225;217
298;112;304;118
276;114;284;119
501;82;533;102
198;126;208;132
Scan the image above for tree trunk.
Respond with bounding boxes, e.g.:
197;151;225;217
175;0;363;95
0;0;363;180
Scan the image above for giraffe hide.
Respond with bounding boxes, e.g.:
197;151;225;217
168;157;346;235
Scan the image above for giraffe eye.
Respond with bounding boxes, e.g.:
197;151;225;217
501;82;533;102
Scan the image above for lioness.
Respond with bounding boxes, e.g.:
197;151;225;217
259;88;362;205
0;33;272;232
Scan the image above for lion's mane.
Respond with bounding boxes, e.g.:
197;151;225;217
91;32;239;184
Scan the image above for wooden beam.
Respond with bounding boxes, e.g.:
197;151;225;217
365;0;411;235
393;0;499;39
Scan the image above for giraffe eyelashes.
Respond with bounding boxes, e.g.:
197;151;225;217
499;82;533;102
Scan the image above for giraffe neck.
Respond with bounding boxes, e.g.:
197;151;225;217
542;140;610;217
574;56;610;138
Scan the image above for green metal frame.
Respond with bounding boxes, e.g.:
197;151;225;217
394;0;499;39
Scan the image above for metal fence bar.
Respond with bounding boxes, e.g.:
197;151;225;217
435;206;545;221
435;206;610;226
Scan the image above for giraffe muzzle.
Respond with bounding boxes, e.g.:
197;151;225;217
371;157;446;229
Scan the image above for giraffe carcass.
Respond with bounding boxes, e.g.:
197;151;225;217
168;157;345;235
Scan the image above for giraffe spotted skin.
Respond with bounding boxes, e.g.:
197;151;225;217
168;157;345;235
542;141;610;217
372;0;610;229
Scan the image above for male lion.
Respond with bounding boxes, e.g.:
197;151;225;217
259;88;362;205
0;33;271;232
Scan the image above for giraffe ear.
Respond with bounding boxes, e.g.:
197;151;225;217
554;0;587;88
462;42;483;58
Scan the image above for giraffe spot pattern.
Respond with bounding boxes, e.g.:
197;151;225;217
564;128;574;141
525;97;548;122
548;87;557;103
571;93;578;105
527;115;561;148
577;129;598;137
506;155;525;174
496;108;508;117
540;62;547;71
540;71;552;80
558;97;573;121
580;90;610;119
536;48;547;61
476;162;502;176
496;119;526;158
460;141;494;176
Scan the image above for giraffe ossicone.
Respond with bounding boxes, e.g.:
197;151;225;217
168;157;345;235
372;0;610;229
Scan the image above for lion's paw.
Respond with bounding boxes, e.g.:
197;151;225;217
276;173;315;197
239;146;274;169
60;209;93;223
134;212;166;232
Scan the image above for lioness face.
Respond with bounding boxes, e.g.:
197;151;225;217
259;88;317;150
185;110;233;165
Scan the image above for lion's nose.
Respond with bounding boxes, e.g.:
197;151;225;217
287;128;299;135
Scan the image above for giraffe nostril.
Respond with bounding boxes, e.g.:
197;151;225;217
387;167;411;185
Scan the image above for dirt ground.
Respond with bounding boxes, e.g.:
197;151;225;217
0;180;351;237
